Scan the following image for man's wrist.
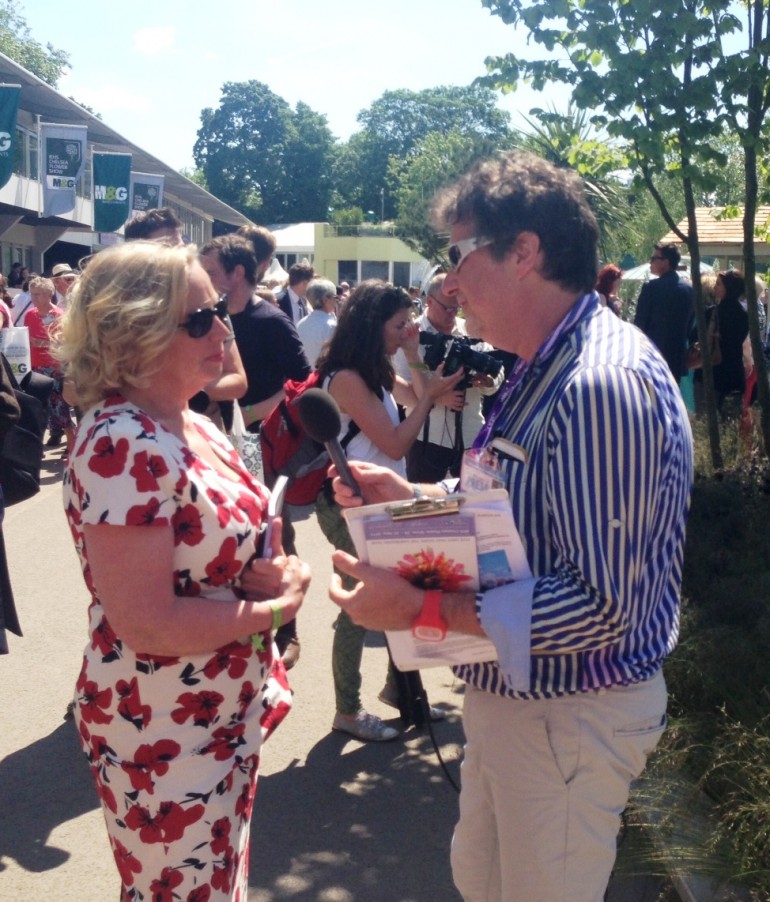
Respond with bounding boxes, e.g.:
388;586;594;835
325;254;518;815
412;589;447;642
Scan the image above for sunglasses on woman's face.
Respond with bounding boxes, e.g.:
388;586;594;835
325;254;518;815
178;297;229;338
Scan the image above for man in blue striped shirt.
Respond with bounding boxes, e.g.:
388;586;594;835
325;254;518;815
329;151;693;901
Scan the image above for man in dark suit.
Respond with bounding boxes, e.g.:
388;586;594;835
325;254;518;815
633;243;694;382
276;262;314;324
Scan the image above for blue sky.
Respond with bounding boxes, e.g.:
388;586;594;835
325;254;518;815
20;0;554;171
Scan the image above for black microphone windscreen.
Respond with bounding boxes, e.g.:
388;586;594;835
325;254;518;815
295;388;342;443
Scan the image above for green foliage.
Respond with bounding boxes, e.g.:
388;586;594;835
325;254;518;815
479;0;739;205
193;81;336;223
479;0;770;467
623;177;686;265
329;206;364;227
0;0;69;87
179;166;207;189
336;85;513;219
517;105;633;261
392;129;511;263
640;420;770;893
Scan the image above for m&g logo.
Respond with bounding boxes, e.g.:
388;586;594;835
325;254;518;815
0;132;11;152
94;185;128;201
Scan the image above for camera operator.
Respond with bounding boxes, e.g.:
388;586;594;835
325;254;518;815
393;272;503;482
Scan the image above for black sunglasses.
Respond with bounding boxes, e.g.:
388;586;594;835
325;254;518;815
178;297;229;339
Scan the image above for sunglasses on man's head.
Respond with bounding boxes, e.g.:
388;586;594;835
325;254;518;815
178;297;229;339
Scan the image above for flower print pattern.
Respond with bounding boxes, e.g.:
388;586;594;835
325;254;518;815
63;399;292;899
88;435;130;478
171;690;224;728
116;677;152;730
130;450;169;492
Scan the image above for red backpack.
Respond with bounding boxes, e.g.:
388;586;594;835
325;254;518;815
259;372;359;505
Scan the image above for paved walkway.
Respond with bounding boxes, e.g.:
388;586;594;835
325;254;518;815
0;449;665;900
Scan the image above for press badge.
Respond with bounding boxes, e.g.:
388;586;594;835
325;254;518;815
461;437;528;492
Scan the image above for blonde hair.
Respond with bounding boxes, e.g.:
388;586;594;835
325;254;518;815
29;276;54;295
700;271;718;307
57;241;197;410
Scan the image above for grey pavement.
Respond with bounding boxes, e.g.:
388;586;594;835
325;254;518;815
0;448;666;901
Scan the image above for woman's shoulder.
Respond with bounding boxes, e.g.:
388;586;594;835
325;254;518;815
325;367;374;397
74;399;172;461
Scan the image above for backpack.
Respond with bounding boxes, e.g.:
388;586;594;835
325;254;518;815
0;355;54;506
260;371;359;505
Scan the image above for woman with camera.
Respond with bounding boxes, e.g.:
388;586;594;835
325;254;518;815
315;280;463;741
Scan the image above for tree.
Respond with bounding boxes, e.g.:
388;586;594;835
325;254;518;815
713;0;770;459
338;85;513;219
178;166;207;189
479;0;753;467
194;82;335;223
392;129;508;262
279;101;335;221
698;133;763;208
518;105;632;262
0;0;69;87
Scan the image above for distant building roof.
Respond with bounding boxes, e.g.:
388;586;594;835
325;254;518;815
660;206;770;253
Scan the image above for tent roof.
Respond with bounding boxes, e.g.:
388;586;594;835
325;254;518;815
268;222;316;252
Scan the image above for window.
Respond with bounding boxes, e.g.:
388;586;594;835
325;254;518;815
361;260;388;281
13;126;37;179
393;262;410;288
338;260;357;284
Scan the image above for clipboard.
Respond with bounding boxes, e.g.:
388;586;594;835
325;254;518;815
342;488;532;671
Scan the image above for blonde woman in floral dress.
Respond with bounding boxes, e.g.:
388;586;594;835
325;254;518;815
58;241;310;901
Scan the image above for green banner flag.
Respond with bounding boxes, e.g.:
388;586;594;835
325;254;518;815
0;85;20;190
93;152;132;233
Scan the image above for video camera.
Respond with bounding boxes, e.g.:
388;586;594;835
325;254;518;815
419;332;502;390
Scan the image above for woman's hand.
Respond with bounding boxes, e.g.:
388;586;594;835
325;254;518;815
425;363;466;400
400;320;421;360
241;553;311;625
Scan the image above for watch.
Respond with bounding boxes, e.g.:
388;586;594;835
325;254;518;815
411;589;447;642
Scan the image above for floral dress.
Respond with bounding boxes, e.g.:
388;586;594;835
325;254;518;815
63;396;292;902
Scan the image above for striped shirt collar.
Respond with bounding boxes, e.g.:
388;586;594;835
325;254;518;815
475;291;597;449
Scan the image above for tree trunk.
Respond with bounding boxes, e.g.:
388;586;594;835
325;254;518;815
684;180;723;470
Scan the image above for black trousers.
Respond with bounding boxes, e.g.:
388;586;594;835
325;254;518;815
406;440;459;484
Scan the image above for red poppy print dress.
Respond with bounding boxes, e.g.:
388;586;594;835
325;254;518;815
63;397;292;902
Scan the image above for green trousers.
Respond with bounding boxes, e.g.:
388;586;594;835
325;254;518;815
316;487;387;715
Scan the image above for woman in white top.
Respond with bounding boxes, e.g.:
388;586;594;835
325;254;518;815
315;280;463;741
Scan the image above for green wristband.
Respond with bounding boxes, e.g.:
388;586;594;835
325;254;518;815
269;602;283;631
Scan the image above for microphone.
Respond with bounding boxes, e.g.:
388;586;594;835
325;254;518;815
295;388;362;496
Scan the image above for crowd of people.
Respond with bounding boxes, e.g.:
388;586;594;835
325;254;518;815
5;149;768;899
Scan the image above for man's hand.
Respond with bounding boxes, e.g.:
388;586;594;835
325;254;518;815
471;373;495;389
329;550;422;630
330;461;413;508
435;388;466;411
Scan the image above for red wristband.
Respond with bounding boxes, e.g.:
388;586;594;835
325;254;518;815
411;589;447;642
